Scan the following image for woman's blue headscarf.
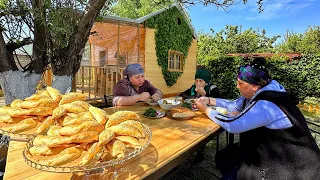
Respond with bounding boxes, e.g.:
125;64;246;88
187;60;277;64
124;63;144;78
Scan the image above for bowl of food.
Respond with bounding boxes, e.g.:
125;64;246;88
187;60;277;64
146;99;158;106
158;99;181;111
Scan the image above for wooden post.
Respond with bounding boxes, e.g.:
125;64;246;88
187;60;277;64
116;20;120;83
138;24;140;64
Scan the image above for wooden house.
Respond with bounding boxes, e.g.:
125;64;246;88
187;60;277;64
77;3;198;101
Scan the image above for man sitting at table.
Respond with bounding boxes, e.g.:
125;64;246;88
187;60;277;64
113;63;162;106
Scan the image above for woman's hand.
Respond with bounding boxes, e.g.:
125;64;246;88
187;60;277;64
195;86;206;96
139;92;151;101
151;93;161;101
195;100;208;112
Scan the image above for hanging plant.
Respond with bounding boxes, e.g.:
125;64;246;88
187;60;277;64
146;7;193;86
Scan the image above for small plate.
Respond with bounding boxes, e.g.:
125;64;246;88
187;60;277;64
147;102;158;106
143;110;165;119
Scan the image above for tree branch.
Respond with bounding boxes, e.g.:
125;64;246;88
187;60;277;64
6;37;32;52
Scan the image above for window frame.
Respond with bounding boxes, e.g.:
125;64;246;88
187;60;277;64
167;50;184;72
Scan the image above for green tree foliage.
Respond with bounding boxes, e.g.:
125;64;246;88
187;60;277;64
197;25;280;65
278;26;320;55
108;0;173;19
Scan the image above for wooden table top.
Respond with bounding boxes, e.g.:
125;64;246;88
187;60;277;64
4;103;221;180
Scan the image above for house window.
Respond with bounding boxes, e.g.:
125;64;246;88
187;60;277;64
168;50;184;72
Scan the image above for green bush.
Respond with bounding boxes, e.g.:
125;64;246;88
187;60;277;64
203;54;320;100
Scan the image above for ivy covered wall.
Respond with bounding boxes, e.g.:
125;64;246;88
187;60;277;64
145;7;194;86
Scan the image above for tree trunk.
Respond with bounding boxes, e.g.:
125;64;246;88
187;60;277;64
0;71;41;104
51;75;73;94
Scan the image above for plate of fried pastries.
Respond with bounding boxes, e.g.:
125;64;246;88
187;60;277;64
0;87;88;141
23;110;152;172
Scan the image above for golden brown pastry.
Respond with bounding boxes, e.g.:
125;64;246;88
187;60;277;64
10;99;23;108
60;103;86;114
107;124;143;139
170;107;195;119
46;86;62;102
115;136;141;149
29;145;67;156
62;117;94;126
0;106;31;117
97;129;115;147
24;94;50;101
33;135;71;147
68;131;99;144
59;121;104;136
46;125;62;136
106;139;126;158
66;113;79;118
81;111;95;120
0;114;14;123
71;101;91;111
28;107;53;116
59;92;87;105
105;111;139;128
44;146;82;166
89;106;108;125
120;120;146;138
52;106;66;120
20;98;57;109
79;142;103;166
35;116;54;135
2;118;37;133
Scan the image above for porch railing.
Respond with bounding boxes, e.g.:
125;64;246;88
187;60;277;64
72;66;125;101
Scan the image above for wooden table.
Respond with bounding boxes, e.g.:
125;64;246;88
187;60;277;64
4;104;221;180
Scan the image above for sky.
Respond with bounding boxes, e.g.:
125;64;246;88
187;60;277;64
185;0;320;43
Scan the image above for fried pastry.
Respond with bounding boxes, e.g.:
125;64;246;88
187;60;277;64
44;146;82;166
2;118;37;133
59;121;104;136
46;86;62;102
33;135;71;147
47;125;62;136
81;112;95;120
107;124;143;139
115;136;141;149
89;106;108;125
61;103;87;114
24;94;50;101
105;111;139;128
0;106;31;117
35;116;54;135
29;145;67;156
107;140;126;158
59;92;87;105
20;98;57;109
62;117;94;126
10;99;23;108
0;114;14;123
120;120;146;138
71;101;91;111
98;129;115;147
79;142;103;166
52;106;66;120
68;131;99;144
28;107;53;116
66;113;79;118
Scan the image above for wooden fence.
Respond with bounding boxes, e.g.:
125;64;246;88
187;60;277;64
73;66;125;100
43;66;125;102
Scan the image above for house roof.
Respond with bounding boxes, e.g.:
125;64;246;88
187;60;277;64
101;3;198;40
